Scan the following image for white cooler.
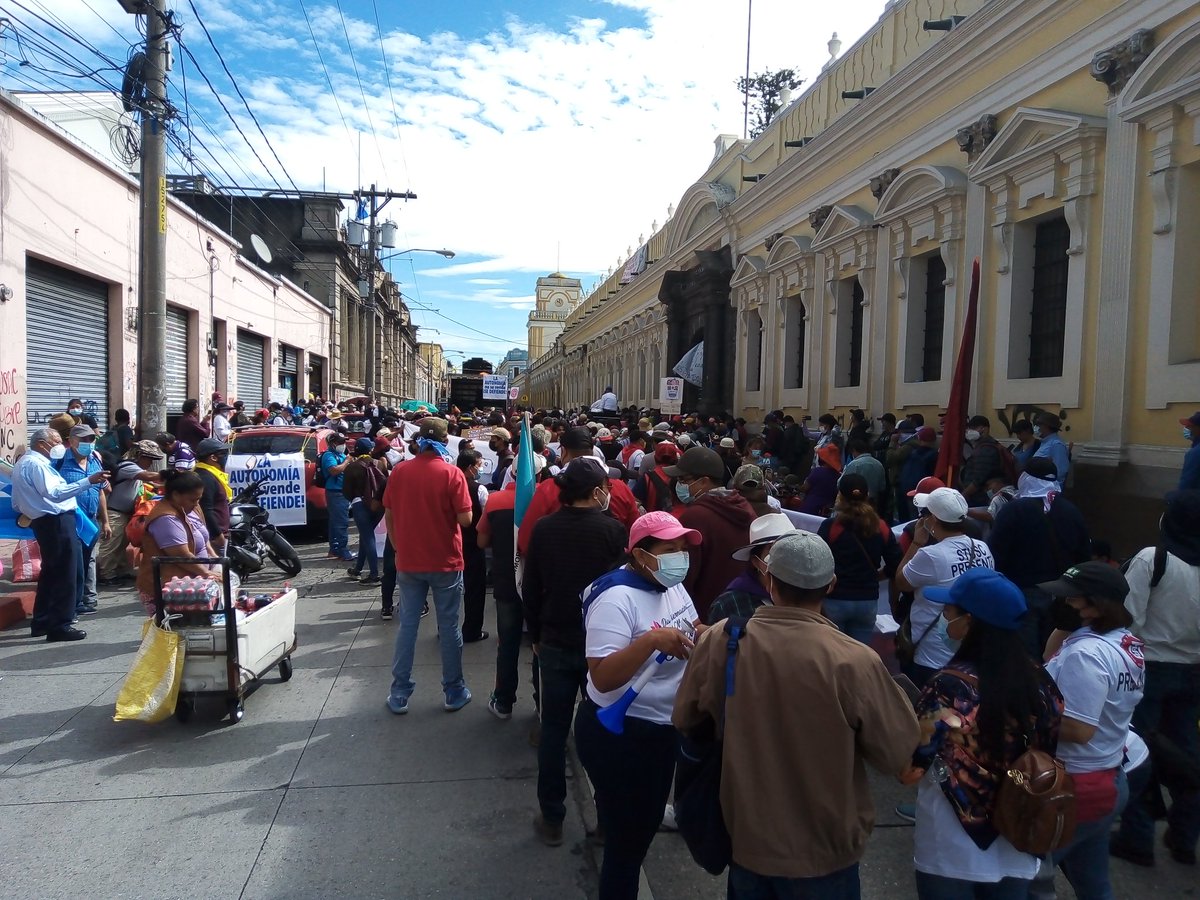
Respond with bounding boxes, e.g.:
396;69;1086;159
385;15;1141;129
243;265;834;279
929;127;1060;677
178;589;297;692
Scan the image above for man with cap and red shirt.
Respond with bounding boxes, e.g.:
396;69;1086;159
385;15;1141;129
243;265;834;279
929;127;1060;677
633;441;679;513
664;446;755;622
1179;411;1200;491
517;427;639;557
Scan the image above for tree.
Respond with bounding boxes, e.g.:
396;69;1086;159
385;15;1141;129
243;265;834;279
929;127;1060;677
736;68;805;138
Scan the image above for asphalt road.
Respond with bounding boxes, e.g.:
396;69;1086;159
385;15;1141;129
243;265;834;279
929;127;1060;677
0;534;1193;899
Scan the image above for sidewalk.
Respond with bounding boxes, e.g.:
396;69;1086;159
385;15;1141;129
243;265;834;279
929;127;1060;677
1;539;1194;899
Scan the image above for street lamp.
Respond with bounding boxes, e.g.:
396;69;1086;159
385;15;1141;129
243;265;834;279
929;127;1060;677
380;248;456;261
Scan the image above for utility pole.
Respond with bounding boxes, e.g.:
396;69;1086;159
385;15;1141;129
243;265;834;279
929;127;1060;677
355;185;415;403
121;0;171;435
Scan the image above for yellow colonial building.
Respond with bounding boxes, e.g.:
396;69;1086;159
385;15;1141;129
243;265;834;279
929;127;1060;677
526;0;1200;545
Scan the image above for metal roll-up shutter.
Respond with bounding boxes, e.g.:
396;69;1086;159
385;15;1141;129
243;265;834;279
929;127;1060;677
236;329;265;406
164;306;190;413
26;260;109;437
280;345;298;375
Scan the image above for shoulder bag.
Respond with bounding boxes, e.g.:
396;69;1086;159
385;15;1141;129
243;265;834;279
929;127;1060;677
673;616;749;876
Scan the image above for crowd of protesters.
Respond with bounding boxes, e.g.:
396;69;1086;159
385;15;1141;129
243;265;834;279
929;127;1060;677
10;390;1198;900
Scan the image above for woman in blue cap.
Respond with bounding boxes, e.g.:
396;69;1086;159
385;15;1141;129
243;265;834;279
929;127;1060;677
901;568;1065;899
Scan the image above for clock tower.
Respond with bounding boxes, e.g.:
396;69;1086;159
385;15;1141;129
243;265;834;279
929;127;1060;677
527;272;581;362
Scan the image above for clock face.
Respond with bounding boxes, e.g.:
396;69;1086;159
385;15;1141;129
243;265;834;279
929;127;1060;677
552;297;564;309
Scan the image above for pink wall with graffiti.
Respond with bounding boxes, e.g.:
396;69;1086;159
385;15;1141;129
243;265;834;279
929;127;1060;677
0;91;332;459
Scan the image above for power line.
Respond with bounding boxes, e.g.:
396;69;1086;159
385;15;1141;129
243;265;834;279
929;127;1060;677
296;0;355;150
370;0;410;189
333;0;388;183
182;0;299;193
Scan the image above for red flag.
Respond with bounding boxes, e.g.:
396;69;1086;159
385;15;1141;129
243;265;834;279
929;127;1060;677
935;258;981;485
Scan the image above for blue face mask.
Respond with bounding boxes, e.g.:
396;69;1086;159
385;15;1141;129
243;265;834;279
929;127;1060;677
935;613;963;653
750;449;762;459
674;481;692;505
649;550;690;588
76;442;95;457
1186;428;1194;442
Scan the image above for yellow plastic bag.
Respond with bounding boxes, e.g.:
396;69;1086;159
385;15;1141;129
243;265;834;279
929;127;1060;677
113;618;186;723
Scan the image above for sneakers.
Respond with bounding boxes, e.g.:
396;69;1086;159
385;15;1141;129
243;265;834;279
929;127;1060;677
421;601;430;618
659;803;679;832
444;687;473;712
380;607;393;621
386;695;409;715
487;696;512;720
359;574;381;585
346;567;361;578
533;813;564;847
894;802;916;824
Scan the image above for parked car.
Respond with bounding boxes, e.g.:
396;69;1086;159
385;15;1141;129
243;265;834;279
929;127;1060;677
228;426;337;520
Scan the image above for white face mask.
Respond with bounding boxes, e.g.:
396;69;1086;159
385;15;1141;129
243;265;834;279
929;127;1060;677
964;429;981;443
594;488;611;512
49;443;68;460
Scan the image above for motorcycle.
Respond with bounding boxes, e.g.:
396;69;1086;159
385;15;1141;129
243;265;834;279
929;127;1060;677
227;473;303;580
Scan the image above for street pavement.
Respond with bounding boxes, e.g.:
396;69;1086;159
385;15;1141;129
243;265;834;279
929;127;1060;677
1;535;1195;899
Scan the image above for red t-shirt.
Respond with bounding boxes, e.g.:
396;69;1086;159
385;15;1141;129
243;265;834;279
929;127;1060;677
516;476;639;556
383;452;471;572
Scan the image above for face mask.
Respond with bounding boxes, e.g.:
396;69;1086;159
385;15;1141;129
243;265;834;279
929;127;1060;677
76;442;95;456
674;481;692;505
1033;425;1042;438
750;449;761;459
1185;429;1194;441
595;488;611;512
1051;597;1085;632
935;613;963;653
49;443;67;460
649;550;690;588
964;429;981;442
68;408;82;417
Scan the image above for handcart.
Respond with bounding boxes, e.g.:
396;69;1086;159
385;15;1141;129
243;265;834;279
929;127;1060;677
153;557;297;723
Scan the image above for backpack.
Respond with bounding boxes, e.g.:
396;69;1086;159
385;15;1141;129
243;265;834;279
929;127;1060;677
314;452;331;489
96;429;121;456
643;469;674;512
362;460;386;512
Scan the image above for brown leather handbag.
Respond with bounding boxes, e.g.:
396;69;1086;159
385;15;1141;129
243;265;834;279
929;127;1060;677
992;748;1077;855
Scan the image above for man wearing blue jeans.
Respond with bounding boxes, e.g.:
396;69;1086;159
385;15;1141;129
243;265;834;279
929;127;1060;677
382;417;473;713
320;433;352;560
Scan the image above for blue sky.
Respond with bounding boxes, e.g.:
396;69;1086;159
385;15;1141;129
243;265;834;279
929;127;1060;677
7;0;884;365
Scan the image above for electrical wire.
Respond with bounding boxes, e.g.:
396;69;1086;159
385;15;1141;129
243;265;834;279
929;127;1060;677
182;0;299;193
370;0;410;190
333;0;388;183
296;0;355;150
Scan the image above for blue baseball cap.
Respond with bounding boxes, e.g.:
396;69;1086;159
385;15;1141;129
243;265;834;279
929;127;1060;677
924;568;1027;631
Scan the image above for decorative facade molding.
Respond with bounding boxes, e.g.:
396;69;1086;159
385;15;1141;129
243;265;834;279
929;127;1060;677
955;114;998;161
1091;29;1155;96
869;167;901;200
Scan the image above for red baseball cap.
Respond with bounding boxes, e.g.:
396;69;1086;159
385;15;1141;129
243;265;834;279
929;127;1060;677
907;475;945;497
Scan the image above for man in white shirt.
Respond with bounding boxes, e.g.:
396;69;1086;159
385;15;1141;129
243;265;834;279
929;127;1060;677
591;386;618;414
11;427;109;641
212;402;234;441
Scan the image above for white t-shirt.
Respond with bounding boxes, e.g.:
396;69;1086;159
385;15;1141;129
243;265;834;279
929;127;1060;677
212;414;232;441
903;535;994;669
584;576;698;726
1045;627;1145;773
914;774;1039;881
1124;548;1200;664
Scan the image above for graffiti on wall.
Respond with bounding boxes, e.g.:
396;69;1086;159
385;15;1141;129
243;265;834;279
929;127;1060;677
0;367;23;463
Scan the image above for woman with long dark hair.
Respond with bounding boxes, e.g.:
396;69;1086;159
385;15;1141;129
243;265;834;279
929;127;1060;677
902;568;1064;899
818;473;901;643
1031;563;1143;900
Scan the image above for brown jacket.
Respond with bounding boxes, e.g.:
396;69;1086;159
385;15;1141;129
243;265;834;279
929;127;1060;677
673;605;920;879
136;501;209;598
676;488;755;622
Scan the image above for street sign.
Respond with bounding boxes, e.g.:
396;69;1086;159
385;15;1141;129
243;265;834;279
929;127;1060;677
482;375;509;401
508;386;519;401
660;376;684;414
